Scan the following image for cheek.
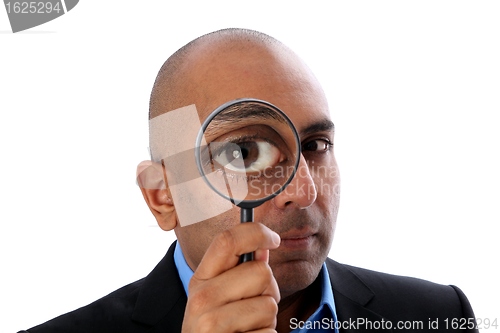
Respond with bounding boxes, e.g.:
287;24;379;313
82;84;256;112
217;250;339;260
311;160;340;242
198;207;241;242
175;206;241;269
312;160;340;205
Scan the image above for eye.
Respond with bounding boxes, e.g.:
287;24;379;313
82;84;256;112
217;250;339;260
212;140;284;173
302;139;332;152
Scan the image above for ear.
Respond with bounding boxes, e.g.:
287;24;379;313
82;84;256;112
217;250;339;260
136;160;177;231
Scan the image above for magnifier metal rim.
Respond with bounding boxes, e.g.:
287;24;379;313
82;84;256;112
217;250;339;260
195;98;301;209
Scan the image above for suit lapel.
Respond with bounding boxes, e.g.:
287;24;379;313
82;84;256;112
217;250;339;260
326;259;392;333
131;241;186;332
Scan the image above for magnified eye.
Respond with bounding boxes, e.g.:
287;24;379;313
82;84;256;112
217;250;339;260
212;140;284;173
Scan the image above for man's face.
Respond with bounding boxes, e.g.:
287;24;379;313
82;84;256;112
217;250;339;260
173;41;340;298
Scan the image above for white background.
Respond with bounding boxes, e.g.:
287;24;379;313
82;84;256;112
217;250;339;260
1;1;498;332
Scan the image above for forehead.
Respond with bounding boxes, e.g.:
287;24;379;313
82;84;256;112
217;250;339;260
178;40;331;132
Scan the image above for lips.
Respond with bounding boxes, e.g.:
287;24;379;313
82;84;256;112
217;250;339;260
279;229;316;249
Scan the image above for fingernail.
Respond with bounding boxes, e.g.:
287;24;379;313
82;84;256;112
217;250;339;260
272;232;281;246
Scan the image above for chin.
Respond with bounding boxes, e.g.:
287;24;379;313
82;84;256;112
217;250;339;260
272;259;322;298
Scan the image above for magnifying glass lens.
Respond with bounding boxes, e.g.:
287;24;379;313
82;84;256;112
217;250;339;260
197;99;300;207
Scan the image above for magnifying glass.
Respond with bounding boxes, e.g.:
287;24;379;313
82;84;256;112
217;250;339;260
195;98;301;263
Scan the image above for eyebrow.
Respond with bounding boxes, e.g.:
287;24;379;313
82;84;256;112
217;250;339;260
300;119;335;136
212;102;287;123
203;102;288;139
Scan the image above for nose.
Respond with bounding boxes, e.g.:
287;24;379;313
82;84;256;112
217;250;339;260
273;155;317;209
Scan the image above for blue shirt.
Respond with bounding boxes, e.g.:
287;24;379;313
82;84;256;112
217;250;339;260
174;242;339;332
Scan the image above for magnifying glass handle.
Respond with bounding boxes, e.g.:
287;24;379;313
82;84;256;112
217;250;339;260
239;207;254;263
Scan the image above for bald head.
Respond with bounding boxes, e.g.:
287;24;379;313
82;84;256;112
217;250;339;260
149;28;285;120
148;28;328;162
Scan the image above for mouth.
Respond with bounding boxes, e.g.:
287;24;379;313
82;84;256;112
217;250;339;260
279;230;316;249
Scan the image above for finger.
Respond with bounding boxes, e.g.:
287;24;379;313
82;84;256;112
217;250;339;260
194;223;280;281
196;295;278;333
254;248;269;263
189;260;280;309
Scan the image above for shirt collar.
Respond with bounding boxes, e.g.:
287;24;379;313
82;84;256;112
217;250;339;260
174;241;194;295
318;261;336;316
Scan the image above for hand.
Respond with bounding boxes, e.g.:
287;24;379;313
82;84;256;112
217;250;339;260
181;222;281;333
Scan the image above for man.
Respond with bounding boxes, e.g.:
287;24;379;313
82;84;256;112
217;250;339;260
20;28;477;332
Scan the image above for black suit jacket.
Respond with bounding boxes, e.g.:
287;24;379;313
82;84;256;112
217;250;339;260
20;242;478;332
